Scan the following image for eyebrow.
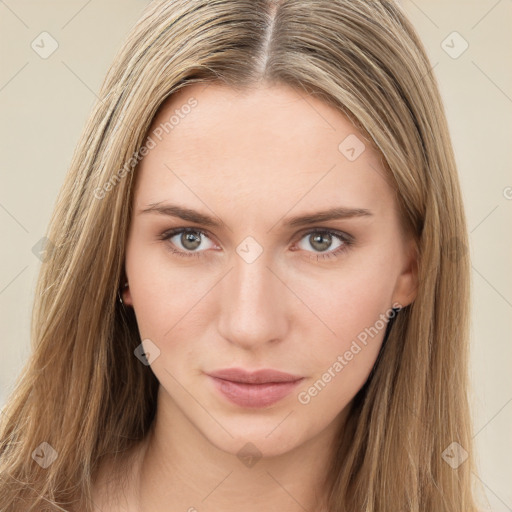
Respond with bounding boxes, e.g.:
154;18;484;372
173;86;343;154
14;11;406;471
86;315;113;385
138;202;373;228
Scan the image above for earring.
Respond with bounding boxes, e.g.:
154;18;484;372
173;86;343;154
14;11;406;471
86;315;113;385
118;281;129;305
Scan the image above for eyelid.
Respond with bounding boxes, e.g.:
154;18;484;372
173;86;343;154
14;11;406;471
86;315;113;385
159;226;355;259
160;226;353;245
159;227;218;248
294;227;354;243
292;228;354;260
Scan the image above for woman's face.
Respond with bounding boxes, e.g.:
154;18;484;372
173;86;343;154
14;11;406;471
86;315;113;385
123;83;417;457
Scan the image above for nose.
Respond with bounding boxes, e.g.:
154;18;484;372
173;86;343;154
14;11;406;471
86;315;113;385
216;249;289;350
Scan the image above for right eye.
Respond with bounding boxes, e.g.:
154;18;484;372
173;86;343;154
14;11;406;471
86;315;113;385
159;228;217;258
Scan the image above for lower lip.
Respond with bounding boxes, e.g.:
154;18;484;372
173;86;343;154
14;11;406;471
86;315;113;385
208;376;304;408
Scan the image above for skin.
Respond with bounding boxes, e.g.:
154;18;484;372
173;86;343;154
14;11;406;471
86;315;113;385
92;82;418;511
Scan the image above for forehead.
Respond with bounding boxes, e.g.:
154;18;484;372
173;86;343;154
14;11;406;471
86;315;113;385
134;83;393;220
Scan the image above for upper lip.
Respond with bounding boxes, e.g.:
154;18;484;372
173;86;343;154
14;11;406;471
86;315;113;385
207;368;303;384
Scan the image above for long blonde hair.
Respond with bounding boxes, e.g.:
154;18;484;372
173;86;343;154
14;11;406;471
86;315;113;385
0;1;480;510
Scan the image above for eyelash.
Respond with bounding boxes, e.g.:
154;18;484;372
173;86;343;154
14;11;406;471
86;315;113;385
158;227;354;262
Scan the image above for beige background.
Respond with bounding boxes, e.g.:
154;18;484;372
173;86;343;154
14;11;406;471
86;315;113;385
1;1;511;509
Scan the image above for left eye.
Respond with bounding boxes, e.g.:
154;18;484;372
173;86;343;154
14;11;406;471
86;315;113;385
296;231;346;253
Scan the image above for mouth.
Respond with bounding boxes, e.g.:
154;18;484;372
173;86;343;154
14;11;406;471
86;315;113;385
206;368;304;408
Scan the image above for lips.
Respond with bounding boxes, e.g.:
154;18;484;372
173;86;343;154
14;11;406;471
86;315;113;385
207;367;303;384
206;367;304;408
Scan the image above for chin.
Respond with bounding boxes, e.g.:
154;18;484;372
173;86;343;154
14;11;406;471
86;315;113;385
200;416;308;460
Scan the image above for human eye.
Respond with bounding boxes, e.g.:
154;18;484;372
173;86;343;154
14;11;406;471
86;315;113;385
158;227;354;262
293;228;354;261
158;227;217;259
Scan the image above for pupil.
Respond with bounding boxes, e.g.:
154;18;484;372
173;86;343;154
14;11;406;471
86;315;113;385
311;233;332;251
182;231;201;250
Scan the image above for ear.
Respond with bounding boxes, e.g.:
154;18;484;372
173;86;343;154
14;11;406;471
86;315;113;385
120;269;133;307
121;283;133;307
391;237;419;308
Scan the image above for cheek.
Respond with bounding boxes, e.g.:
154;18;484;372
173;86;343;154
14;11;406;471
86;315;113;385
299;259;395;343
130;279;208;348
124;240;202;340
293;262;395;400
